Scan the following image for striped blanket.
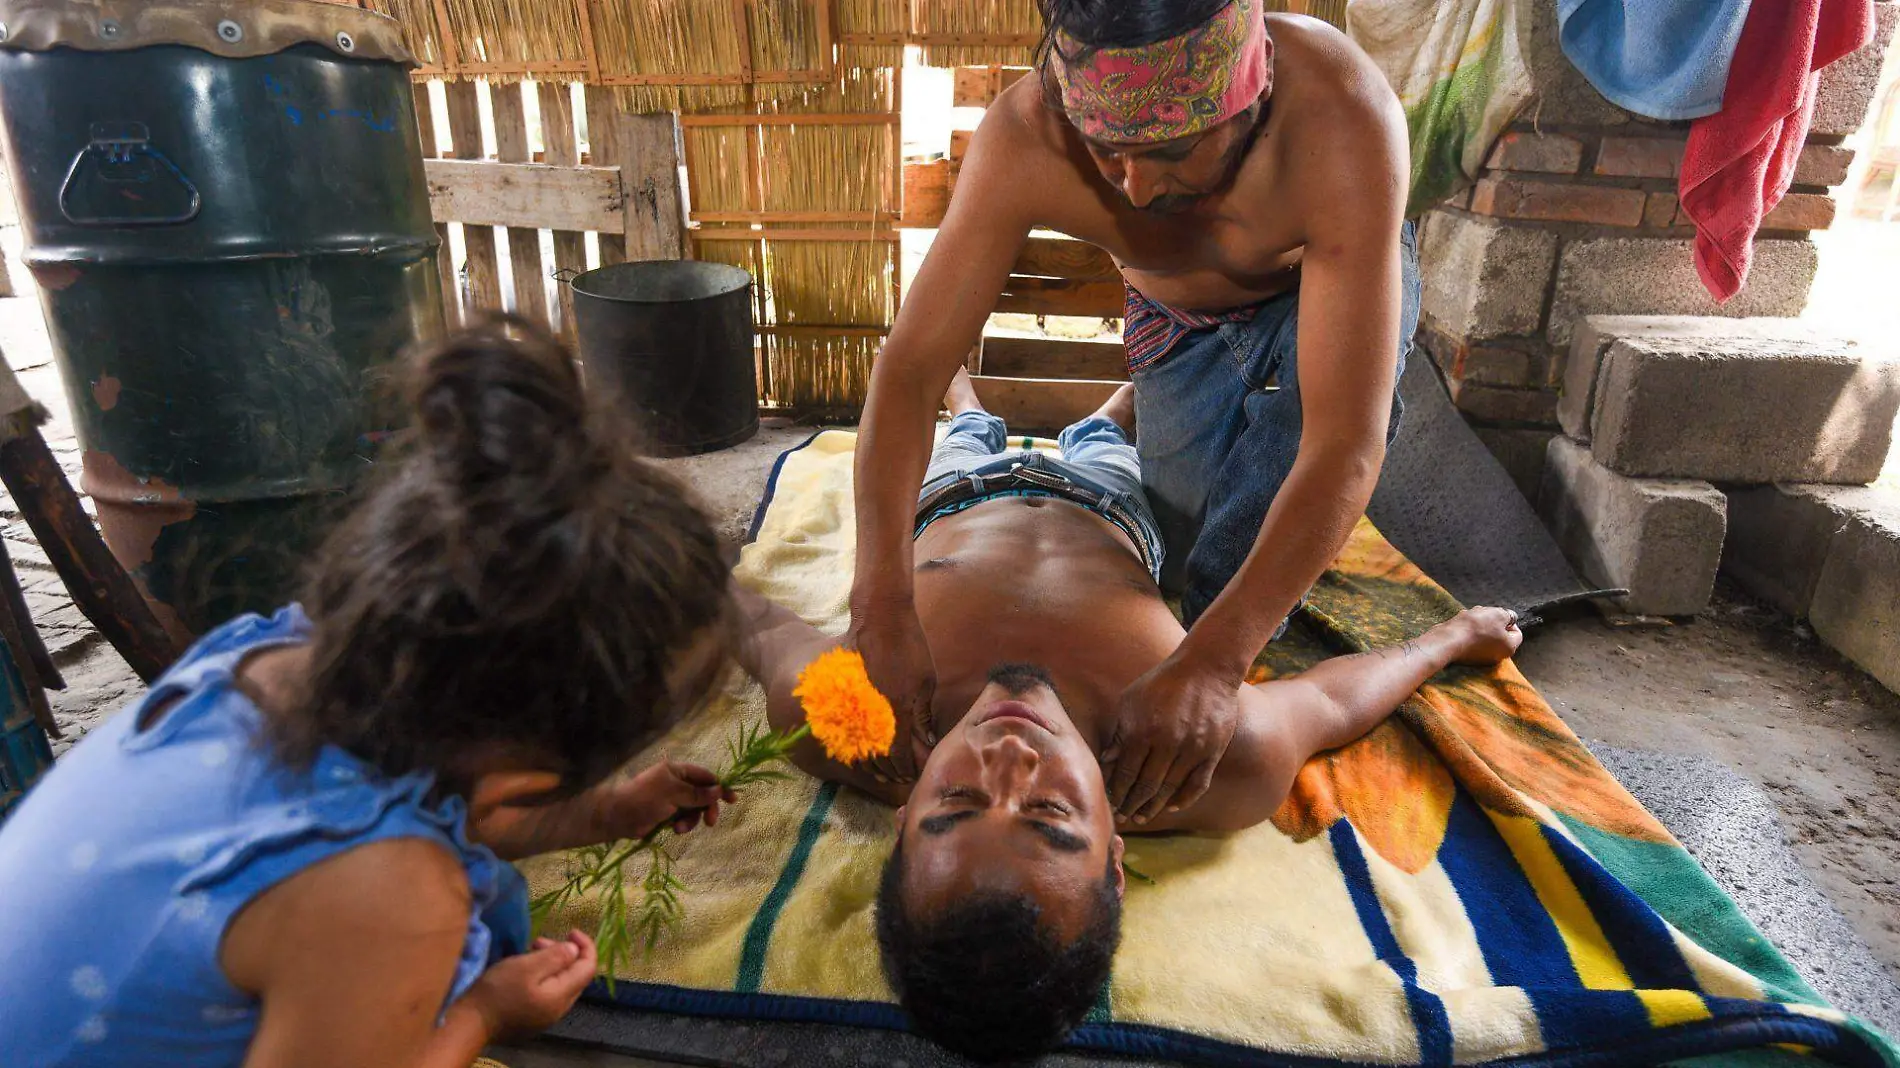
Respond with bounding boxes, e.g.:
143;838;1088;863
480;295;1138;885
524;430;1898;1068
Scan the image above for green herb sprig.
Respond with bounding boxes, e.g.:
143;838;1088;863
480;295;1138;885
529;720;813;984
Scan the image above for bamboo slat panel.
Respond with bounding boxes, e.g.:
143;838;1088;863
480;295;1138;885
913;0;1041;66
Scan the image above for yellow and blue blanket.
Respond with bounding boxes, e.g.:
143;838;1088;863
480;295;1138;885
525;430;1898;1068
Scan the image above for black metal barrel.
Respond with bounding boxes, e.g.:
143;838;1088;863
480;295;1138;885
0;0;440;636
570;261;759;457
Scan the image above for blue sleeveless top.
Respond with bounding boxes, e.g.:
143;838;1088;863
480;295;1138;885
0;607;529;1067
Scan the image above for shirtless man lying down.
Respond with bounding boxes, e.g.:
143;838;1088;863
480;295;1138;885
736;371;1521;1063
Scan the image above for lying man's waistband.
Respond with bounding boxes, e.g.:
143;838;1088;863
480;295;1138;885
914;454;1163;580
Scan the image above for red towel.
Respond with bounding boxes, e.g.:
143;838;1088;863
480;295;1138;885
1679;0;1875;302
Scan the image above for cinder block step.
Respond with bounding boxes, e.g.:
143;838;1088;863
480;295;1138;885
1722;484;1886;617
1580;321;1900;483
1810;500;1900;695
1538;436;1726;616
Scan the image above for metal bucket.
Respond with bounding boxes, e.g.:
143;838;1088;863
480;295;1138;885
0;1;439;636
570;261;760;457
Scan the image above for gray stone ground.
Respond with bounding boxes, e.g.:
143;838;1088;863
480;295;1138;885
4;280;1899;1063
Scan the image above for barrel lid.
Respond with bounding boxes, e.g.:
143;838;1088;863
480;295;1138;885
0;0;415;66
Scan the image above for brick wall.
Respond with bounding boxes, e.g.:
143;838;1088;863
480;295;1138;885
1416;0;1898;434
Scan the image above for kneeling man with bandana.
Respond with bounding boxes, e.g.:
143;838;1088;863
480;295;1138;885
847;0;1424;845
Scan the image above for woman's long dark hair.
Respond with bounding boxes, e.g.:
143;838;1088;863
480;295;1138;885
272;315;733;795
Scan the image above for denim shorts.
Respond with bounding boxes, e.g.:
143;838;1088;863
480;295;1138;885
916;410;1166;582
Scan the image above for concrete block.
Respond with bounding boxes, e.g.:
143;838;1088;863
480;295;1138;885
1810;499;1900;694
1590;330;1900;483
1556;316;1834;442
1538;436;1726;616
1418;210;1559;341
1476;427;1556;502
1812;2;1900;137
1547;237;1818;346
1722;483;1885;616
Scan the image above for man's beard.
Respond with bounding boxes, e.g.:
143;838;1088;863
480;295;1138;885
1137;193;1205;215
987;662;1058;697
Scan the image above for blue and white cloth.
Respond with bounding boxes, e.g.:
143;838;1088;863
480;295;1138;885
1557;0;1754;121
0;606;528;1068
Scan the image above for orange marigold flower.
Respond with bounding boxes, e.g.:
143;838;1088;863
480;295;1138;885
794;648;896;764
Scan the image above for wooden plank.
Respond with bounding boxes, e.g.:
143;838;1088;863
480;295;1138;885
952;65;1032;107
980;334;1127;381
538;81;586;339
425;161;623;232
444;81;503;313
585;86;627;265
491;83;549;328
994;276;1124;318
618;112;686;261
1013;236;1118;281
413;82;461;326
949;128;973;164
0;431;182;683
901;159;952;228
968;376;1121;431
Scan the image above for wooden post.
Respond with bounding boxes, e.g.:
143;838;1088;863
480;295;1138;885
490;83;550;329
583;86;628;267
0;432;181;684
444;81;503;313
538;81;589;340
413;83;462;327
0;537;59;737
618;112;687;261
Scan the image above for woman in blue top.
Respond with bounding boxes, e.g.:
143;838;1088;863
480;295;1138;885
0;318;744;1067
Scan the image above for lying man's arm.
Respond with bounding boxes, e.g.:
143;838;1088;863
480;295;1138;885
734;585;912;805
847;104;1041;783
1129;607;1522;832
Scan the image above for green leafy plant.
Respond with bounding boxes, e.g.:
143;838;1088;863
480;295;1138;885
529;720;814;983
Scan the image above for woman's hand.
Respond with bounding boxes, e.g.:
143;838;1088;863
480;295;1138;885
462;931;599;1041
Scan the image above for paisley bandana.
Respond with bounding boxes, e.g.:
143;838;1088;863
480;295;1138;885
1051;0;1270;144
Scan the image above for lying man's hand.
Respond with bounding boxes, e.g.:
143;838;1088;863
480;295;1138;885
1104;656;1244;825
847;604;938;783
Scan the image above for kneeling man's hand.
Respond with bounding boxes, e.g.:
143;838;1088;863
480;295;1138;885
847;606;937;783
1104;657;1243;824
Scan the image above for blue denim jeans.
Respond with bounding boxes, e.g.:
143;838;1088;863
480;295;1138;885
1132;220;1421;624
919;409;1165;581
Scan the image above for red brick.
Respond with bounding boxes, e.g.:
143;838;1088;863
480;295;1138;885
1761;192;1838;231
1793;144;1855;187
1486;132;1585;174
1595;138;1684;179
1458;344;1540;387
1470;177;1647;227
1643;192;1680;229
1449;381;1560;425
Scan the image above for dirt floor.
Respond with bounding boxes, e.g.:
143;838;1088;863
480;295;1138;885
3;277;1898;1062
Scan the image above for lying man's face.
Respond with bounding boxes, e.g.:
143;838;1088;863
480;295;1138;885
902;664;1123;911
874;665;1125;1062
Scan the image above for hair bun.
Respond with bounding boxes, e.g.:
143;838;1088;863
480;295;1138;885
408;315;594;495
